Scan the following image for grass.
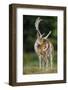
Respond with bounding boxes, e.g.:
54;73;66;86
23;51;57;75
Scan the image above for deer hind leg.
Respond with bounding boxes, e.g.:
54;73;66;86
42;59;45;70
39;55;42;69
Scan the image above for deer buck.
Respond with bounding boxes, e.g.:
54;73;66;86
34;17;54;70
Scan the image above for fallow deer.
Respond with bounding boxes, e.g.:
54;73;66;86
34;17;54;70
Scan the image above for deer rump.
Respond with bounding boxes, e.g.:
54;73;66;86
34;39;53;64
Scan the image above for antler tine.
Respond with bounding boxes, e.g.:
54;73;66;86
44;31;51;39
40;33;45;38
35;17;42;36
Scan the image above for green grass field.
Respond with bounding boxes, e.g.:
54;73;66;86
23;51;57;75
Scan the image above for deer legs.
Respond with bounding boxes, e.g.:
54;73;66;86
39;56;42;69
38;56;45;69
38;55;53;70
39;55;49;70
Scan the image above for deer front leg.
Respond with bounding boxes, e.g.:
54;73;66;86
39;55;42;69
50;54;53;69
